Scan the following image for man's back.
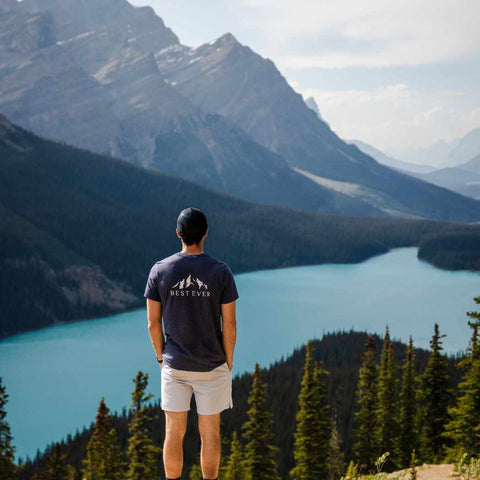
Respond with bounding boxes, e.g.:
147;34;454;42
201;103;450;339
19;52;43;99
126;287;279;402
144;251;239;372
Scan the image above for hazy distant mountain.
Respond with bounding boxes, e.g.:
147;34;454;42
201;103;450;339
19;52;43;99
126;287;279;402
412;152;480;199
449;128;480;167
413;167;480;200
347;139;436;174
460;153;480;175
2;0;480;221
390;128;480;168
388;139;458;168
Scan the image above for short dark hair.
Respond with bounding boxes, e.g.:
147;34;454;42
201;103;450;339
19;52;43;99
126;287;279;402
176;207;208;246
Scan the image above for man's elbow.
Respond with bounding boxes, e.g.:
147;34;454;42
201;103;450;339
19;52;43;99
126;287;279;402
148;317;162;330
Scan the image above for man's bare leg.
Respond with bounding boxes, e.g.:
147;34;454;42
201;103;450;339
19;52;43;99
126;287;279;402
164;411;188;479
197;412;221;480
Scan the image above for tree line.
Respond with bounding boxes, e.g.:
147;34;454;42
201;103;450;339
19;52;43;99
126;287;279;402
352;296;480;475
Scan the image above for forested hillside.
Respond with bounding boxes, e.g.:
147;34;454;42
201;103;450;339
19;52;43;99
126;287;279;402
2;115;480;339
8;328;471;480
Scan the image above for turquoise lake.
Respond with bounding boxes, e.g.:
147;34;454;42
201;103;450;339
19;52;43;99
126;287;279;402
1;247;479;462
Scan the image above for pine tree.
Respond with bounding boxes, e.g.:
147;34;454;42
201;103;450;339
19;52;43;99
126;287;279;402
328;412;346;480
218;434;231;480
241;362;281;480
397;336;419;468
82;397;125;480
224;431;246;480
290;340;331;480
126;371;161;480
418;323;453;463
0;377;17;480
32;442;76;480
443;297;480;458
375;326;400;471
353;334;379;472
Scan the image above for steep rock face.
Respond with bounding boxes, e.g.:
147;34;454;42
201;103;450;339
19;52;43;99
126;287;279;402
18;0;179;74
0;3;381;216
90;47;378;214
0;6;125;154
155;33;380;181
155;33;480;222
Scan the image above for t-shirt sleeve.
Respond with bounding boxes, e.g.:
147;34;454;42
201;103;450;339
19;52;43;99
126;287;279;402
220;264;239;304
144;263;161;302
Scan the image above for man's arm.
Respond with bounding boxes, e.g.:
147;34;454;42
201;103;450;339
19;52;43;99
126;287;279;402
221;300;237;371
147;298;164;361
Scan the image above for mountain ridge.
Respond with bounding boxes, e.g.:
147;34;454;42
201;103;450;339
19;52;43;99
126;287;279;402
0;0;386;218
2;0;480;221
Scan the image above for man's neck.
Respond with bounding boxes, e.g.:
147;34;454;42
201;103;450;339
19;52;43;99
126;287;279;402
181;243;204;255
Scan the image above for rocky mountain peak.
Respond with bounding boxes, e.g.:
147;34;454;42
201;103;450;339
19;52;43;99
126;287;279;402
216;32;239;44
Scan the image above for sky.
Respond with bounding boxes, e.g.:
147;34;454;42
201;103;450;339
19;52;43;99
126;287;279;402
130;0;480;154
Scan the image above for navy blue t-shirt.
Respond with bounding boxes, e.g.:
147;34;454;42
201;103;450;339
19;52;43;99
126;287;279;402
144;251;239;371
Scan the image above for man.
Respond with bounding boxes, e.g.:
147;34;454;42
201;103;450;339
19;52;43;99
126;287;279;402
144;207;239;480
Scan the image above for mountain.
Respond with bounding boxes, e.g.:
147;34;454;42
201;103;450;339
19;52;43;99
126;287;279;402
154;32;480;221
411;153;480;200
390;128;480;168
304;96;328;125
0;0;383;217
388;139;460;168
347;139;436;174
413;167;480;200
3;0;480;221
459;153;480;175
2;114;479;338
448;128;480;166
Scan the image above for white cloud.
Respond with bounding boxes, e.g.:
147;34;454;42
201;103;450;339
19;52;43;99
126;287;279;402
133;0;480;150
301;84;480;150
239;0;480;69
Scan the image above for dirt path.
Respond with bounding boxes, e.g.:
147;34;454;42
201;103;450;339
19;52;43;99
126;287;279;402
388;464;457;479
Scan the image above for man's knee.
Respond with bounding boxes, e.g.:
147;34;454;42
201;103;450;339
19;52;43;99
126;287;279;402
165;411;188;440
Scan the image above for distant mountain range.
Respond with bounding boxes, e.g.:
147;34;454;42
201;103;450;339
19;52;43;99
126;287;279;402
411;154;480;200
2;114;479;338
2;0;480;221
346;139;436;174
388;128;480;169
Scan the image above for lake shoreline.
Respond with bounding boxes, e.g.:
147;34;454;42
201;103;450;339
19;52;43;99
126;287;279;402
1;245;478;343
2;247;479;462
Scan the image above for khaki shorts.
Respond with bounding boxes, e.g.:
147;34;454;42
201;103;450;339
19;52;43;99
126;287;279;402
160;361;233;415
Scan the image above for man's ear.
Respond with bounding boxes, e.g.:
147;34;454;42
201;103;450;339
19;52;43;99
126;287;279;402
176;229;182;239
204;227;209;239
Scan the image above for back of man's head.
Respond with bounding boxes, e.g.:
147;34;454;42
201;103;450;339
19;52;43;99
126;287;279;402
176;207;208;246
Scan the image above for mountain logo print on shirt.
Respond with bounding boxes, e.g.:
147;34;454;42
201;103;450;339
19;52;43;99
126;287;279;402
170;274;211;297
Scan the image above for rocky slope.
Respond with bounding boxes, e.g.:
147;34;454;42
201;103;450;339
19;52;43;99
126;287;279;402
2;0;480;220
0;0;381;216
